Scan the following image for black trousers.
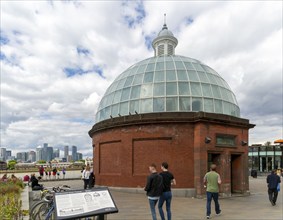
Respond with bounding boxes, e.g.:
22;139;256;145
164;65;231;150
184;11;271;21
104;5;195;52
268;188;278;203
83;179;89;189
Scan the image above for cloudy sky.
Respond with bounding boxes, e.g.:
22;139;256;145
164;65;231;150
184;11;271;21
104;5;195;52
1;1;282;157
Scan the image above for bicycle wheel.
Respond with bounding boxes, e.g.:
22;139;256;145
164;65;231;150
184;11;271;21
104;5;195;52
30;200;51;220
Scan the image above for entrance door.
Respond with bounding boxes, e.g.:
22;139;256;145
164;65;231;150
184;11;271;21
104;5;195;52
207;153;221;172
231;154;242;193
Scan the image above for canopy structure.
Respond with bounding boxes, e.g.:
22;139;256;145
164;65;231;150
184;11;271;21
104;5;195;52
274;139;283;144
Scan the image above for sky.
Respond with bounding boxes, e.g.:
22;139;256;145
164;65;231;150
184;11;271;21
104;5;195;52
1;1;282;158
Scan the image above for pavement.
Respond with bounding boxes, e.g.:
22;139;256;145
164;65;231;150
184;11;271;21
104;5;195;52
42;176;283;220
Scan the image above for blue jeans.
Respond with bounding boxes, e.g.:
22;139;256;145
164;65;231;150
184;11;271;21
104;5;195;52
206;192;221;216
149;199;158;220
158;191;172;220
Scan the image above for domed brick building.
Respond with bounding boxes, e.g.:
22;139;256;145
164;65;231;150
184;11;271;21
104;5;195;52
89;22;255;197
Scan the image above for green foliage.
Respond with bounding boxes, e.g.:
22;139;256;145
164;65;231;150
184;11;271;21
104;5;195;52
78;159;85;163
7;160;17;170
0;179;24;219
37;160;46;164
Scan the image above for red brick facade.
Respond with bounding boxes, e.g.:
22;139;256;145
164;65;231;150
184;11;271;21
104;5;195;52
89;112;254;196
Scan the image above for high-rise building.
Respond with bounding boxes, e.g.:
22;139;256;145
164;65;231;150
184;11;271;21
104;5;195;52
46;147;53;161
64;146;69;159
43;143;48;161
36;146;44;161
6;150;12;158
77;152;83;160
72;146;77;161
53;148;60;158
0;148;7;161
29;151;36;162
16;152;28;162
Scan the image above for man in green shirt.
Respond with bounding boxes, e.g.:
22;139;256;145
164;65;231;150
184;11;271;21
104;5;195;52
203;164;222;219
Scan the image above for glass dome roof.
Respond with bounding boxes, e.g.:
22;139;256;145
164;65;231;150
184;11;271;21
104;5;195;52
95;55;240;123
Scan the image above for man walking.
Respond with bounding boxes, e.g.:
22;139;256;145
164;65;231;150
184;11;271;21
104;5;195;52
158;162;176;220
267;169;281;206
204;164;221;219
144;163;163;220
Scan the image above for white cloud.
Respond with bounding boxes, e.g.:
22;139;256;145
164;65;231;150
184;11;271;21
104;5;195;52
1;1;282;157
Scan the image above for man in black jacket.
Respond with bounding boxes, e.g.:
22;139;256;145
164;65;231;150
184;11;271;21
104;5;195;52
267;169;281;206
144;163;163;220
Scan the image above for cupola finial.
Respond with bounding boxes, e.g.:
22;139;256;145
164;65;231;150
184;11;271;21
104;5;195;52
162;13;167;30
152;14;178;57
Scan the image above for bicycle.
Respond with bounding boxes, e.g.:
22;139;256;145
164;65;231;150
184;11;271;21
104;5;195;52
30;185;71;220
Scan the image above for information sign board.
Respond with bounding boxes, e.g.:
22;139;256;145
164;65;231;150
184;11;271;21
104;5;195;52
54;187;118;220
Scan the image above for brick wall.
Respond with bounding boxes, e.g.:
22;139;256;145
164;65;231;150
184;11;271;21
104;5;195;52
91;113;253;196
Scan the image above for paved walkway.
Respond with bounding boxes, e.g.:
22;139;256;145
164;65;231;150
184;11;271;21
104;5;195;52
43;177;282;220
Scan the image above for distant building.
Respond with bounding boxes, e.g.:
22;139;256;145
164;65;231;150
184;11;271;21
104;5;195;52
64;146;69;159
0;161;7;170
16;152;28;162
6;150;12;158
0;148;7;161
29;151;36;162
46;146;53;161
72;146;77;161
248;144;283;172
67;155;73;162
43;143;48;161
36;146;44;161
77;152;83;160
6;156;16;161
53;148;60;158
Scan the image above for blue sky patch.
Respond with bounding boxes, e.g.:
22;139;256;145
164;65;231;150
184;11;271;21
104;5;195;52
64;67;85;77
185;17;194;25
77;46;90;55
144;34;155;50
0;32;9;45
122;1;146;28
0;51;6;60
64;65;104;78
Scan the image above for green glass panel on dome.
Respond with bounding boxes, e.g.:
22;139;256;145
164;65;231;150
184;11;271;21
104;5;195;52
95;56;240;122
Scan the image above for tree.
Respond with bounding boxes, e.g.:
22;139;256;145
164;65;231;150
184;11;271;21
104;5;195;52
37;160;46;164
7;160;17;170
264;141;271;146
78;159;85;164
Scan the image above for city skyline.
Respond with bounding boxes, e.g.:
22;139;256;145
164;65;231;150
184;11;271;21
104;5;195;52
1;1;282;155
0;144;84;162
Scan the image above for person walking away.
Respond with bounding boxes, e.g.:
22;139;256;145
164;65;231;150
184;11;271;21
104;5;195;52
158;162;176;220
82;165;91;189
62;167;66;179
144;163;163;220
52;167;57;180
48;169;51;180
57;168;60;179
45;170;48;180
267;169;281;206
39;166;44;178
204;164;222;219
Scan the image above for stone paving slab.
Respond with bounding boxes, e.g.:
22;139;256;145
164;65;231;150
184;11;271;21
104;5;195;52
42;177;282;220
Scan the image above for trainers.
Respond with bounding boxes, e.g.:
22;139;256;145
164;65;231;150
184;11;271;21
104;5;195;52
207;216;210;219
216;211;222;216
